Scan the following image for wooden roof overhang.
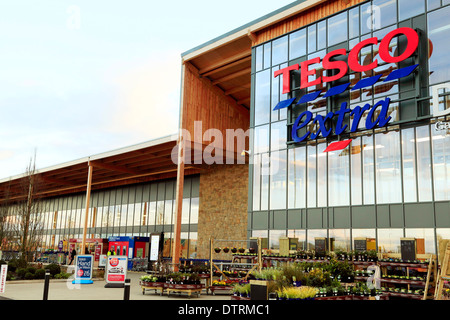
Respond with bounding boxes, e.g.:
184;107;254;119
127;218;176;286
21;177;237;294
0;135;200;203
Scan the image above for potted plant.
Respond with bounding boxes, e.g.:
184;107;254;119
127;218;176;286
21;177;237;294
222;247;229;253
214;247;221;253
231;247;238;253
238;247;245;253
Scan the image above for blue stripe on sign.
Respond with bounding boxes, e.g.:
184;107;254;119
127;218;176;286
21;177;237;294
323;82;351;97
273;97;296;111
297;90;322;104
351;74;382;90
383;64;419;82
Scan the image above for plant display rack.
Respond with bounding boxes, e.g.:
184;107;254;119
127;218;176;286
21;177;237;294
434;242;450;300
208;237;262;294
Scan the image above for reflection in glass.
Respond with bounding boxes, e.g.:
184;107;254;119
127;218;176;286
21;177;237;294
375;131;402;204
307;229;327;250
270;150;287;210
270;121;286;151
328;143;350;206
255;45;263;72
372;0;397;29
190;198;199;224
269;230;287;249
253;154;261;211
317;143;327;208
272;35;288;66
362;135;375;204
349;7;360;39
428;6;450;85
402;128;417;202
328;12;348;46
308;24;316;53
288;148;306;209
432;127;450;201
288;229;306;250
378;228;404;253
350;138;362;205
263;43;271;69
405;228;436;254
261;153;270;211
416;126;433;201
317;20;326;50
289;28;306;59
329;229;351;251
254;70;271;126
254;125;269;154
399;0;425;20
307;145;317;208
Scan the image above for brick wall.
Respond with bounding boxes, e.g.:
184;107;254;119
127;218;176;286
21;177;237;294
196;164;249;260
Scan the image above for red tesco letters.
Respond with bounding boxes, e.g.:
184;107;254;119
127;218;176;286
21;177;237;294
275;27;419;93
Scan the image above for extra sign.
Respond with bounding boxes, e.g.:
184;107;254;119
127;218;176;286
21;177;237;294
273;27;420;143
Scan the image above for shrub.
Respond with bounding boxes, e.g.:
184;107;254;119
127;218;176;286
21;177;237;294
16;268;27;279
26;267;36;274
54;272;71;279
35;268;46;279
24;272;35;280
45;263;61;276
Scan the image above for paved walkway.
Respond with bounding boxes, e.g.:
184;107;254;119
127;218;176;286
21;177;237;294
0;271;231;301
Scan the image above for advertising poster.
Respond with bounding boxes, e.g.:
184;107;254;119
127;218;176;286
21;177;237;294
73;255;94;284
105;255;127;287
149;234;160;261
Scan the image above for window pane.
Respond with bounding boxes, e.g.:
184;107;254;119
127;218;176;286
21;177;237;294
362;135;375;204
349;7;360;39
261;153;270;210
399;0;425;20
289;28;306;59
328;12;348;46
317;20;327;50
351;137;362;205
254;124;270;154
378;228;404;253
372;0;397;29
428;6;450;85
253;154;261;211
317;143;327;207
307;229;327;250
402;128;417;202
308;24;316;53
272;35;288;66
405;228;436;254
190;198;199;224
263;43;271;69
307;145;317;208
270;150;287;210
288;148;306;209
329;229;351;251
254;70;271;126
432;127;450;201
271;121;287;151
416;126;433;201
375;131;402;204
328;142;350;206
255;45;263;72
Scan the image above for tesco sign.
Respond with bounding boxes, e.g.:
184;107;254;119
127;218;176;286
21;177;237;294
273;27;420;143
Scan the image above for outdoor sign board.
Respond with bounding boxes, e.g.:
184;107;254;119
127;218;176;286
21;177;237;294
0;264;7;293
73;254;94;284
149;233;163;262
273;27;422;149
105;255;128;287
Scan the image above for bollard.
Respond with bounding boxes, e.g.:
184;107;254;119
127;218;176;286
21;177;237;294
123;279;130;300
43;270;50;300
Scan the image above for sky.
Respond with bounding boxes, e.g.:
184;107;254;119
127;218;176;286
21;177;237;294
0;0;295;180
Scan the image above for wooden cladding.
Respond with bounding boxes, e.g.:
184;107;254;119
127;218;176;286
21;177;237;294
181;62;250;153
253;0;366;46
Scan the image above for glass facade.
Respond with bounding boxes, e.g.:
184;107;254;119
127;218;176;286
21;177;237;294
4;176;200;259
250;0;450;255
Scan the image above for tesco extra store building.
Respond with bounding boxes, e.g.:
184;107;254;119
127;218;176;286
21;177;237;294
180;0;450;258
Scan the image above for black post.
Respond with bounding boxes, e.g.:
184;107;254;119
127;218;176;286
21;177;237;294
43;270;50;300
123;279;130;300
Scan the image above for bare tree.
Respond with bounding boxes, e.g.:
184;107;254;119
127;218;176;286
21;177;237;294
0;181;12;252
10;154;44;261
